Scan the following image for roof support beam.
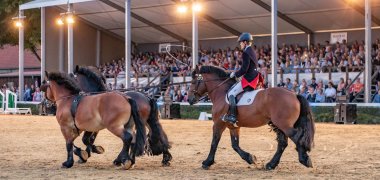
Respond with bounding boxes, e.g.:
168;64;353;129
171;0;241;36
343;0;380;26
250;0;313;34
100;0;187;43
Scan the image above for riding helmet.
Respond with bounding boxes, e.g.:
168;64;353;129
237;32;253;42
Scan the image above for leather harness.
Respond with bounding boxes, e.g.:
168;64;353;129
70;94;86;135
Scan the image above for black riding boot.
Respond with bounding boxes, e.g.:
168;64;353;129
223;95;238;127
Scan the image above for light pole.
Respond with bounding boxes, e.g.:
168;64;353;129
56;3;75;74
13;11;26;100
177;1;202;69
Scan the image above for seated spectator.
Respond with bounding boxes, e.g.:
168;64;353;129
325;82;337;102
372;89;380;103
306;86;316;103
277;79;285;87
291;81;300;94
315;88;325;103
285;78;293;90
350;78;364;102
299;86;308;98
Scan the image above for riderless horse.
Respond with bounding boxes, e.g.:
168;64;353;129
71;66;172;166
41;71;146;169
188;66;315;170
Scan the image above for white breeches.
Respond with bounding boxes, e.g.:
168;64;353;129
227;81;244;97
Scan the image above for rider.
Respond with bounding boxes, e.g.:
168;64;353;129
222;32;259;126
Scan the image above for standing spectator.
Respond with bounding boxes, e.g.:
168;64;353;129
23;84;31;101
337;78;346;95
372;89;380;103
310;78;318;90
325;82;337;102
315;88;325;103
33;87;43;102
306;86;316;102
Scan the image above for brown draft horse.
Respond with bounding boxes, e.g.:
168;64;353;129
40;71;146;169
70;66;172;166
188;66;315;170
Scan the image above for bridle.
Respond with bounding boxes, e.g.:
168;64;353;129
191;74;231;102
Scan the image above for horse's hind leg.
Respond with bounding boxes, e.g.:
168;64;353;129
285;128;313;168
265;125;288;170
88;132;105;154
229;128;257;165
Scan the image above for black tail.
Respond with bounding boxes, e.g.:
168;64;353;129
295;95;315;152
128;98;146;156
146;98;170;155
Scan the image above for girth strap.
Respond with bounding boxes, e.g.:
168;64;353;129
70;94;85;135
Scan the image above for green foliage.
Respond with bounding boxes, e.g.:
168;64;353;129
17;103;39;114
0;0;41;60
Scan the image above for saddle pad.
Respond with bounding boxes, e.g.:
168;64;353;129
225;89;263;106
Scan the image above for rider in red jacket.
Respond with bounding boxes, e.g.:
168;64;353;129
222;32;259;127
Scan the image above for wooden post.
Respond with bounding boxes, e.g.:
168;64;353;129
311;67;315;79
346;66;349;82
295;68;299;84
328;67;332;81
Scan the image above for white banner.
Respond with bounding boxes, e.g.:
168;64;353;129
330;32;347;44
159;43;170;53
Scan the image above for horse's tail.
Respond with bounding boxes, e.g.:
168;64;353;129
146;97;170;156
127;98;146;156
295;95;315;152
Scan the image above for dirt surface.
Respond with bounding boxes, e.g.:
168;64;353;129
0;115;379;179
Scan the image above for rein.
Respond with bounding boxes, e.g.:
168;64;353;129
193;77;232;102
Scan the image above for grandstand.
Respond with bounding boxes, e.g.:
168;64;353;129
2;0;380;104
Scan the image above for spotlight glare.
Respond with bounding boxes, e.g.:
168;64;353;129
56;18;64;25
15;21;22;28
192;3;202;12
66;16;75;24
177;5;188;13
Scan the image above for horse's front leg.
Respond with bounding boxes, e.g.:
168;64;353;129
61;127;79;168
202;120;226;170
229;127;257;165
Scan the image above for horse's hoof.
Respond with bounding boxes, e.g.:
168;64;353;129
74;149;88;163
113;160;122;167
61;161;74;168
93;146;105;154
202;164;210;170
77;158;87;164
300;157;313;168
122;160;133;170
246;154;257;165
265;163;276;170
162;161;170;167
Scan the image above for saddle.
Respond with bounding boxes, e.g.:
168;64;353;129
225;89;263;106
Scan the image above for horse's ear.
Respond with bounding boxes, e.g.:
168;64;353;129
75;65;80;73
45;71;49;80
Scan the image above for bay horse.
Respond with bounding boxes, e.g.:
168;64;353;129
41;71;146;169
188;66;315;170
71;66;172;166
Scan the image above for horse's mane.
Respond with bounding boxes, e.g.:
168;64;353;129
48;72;81;94
198;66;230;78
75;66;107;91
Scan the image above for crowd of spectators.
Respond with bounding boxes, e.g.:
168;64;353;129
1;81;42;102
97;38;380;79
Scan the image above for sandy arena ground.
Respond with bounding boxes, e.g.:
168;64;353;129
0;115;379;179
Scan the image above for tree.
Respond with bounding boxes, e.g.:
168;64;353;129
0;0;41;61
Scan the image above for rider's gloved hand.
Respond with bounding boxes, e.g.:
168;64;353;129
230;72;235;78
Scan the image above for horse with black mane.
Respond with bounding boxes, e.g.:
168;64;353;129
71;66;172;166
188;65;315;170
40;71;146;169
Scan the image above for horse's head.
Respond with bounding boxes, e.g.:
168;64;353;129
41;71;81;102
188;66;234;105
188;66;208;105
73;65;107;92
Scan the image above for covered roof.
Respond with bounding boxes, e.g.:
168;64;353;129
0;45;40;70
20;0;380;44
